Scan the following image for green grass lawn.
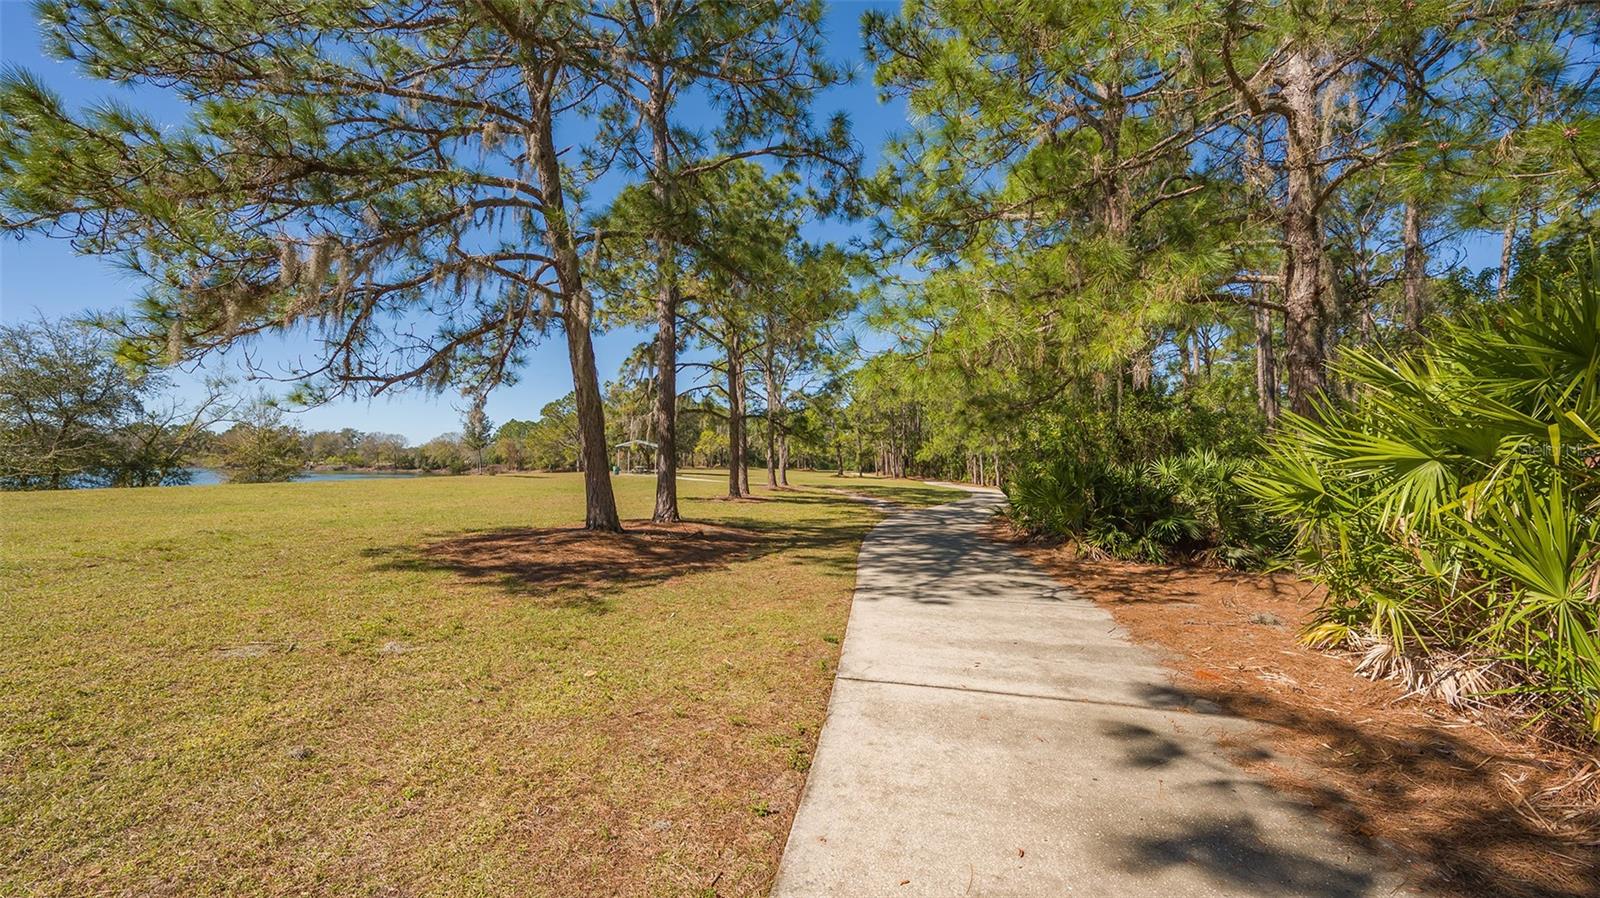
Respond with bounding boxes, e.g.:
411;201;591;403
785;469;976;508
683;467;974;509
0;471;963;897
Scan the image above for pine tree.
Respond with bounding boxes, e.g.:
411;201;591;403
461;400;492;474
584;0;856;521
0;0;638;528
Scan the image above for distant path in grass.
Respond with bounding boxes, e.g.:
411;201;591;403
771;487;1415;898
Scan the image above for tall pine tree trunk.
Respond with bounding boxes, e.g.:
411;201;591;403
651;280;680;520
725;334;743;498
647;66;681;523
562;299;619;531
738;405;750;494
1400;51;1427;336
779;433;789;486
1402;201;1425;334
529;84;620;531
736;336;750;495
1498;206;1518;301
1281;47;1329;418
1095;80;1131;240
763;328;779;488
764;415;777;488
1254;301;1279;422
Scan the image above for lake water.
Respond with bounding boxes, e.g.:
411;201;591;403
180;468;425;486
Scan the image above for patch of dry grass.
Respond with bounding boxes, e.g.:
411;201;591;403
0;471;960;897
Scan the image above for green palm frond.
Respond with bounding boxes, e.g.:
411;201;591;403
1257;247;1600;735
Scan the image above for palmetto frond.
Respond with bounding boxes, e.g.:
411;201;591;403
1253;250;1600;734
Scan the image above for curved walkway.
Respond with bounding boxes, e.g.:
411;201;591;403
772;488;1413;898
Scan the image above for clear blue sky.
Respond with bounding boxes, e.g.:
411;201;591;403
0;1;904;443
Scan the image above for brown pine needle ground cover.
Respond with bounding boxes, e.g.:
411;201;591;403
1000;527;1600;898
0;471;962;897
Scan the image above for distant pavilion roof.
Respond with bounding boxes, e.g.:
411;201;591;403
612;439;659;450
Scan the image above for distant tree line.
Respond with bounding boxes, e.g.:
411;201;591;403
0;317;229;489
2;315;604;488
0;306;921;491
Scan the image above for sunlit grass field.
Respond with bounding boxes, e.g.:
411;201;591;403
1;471;961;897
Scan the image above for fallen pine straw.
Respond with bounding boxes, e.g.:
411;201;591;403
1000;523;1600;898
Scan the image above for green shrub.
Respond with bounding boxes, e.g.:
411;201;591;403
1246;251;1600;736
1149;449;1290;568
1005;447;1286;567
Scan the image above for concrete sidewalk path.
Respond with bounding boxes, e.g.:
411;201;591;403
771;488;1413;898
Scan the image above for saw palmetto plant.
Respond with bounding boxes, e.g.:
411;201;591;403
1248;250;1600;736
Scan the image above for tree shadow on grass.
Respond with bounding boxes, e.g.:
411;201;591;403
683;489;897;577
364;521;767;606
362;491;877;604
